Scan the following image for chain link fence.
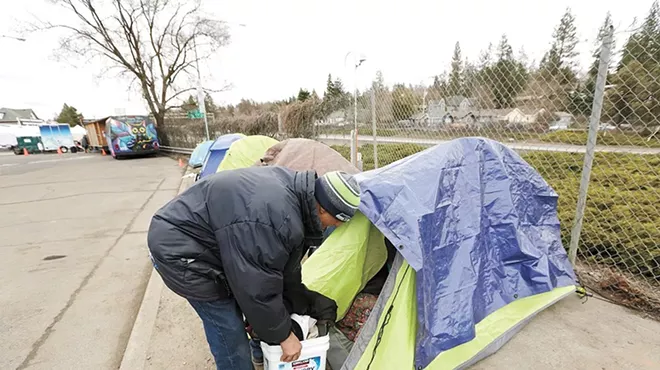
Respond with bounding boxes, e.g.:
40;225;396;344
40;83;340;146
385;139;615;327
157;10;659;316
318;25;660;316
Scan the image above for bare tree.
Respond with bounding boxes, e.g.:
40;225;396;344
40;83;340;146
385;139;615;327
37;0;230;126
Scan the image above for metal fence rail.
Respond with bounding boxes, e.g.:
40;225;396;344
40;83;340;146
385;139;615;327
159;146;194;154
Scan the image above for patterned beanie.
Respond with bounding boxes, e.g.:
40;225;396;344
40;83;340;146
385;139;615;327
314;171;361;222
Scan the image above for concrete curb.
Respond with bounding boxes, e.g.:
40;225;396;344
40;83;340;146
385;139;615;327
119;167;195;370
119;269;164;370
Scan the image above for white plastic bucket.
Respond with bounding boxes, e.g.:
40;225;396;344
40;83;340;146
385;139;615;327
260;335;329;370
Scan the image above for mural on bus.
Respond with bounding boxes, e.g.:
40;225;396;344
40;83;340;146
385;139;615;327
107;116;159;155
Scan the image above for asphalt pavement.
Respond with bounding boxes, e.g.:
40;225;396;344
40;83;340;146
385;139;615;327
0;150;183;370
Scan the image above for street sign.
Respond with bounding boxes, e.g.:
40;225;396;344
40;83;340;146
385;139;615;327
187;109;204;119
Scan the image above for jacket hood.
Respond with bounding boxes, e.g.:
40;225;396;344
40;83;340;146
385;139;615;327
294;170;324;246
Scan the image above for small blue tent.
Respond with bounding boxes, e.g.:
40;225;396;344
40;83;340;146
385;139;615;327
189;140;214;168
199;134;245;179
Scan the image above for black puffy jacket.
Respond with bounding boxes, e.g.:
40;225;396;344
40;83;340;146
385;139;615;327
147;166;330;344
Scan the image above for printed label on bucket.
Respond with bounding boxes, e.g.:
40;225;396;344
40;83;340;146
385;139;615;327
277;356;321;370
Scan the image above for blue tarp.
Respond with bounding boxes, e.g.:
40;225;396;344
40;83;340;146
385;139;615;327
189;140;214;168
199;134;244;179
355;138;576;368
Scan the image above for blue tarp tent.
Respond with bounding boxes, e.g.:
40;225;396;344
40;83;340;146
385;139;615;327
302;137;577;369
189;140;214;168
199;134;245;179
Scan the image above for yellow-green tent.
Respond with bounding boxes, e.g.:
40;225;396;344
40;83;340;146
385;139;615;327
216;135;278;172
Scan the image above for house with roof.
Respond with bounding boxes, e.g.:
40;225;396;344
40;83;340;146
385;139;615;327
430;96;475;112
0;107;41;125
315;110;346;126
504;108;548;125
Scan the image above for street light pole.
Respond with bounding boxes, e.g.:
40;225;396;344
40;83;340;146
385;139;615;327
344;51;366;166
191;23;246;141
192;36;210;141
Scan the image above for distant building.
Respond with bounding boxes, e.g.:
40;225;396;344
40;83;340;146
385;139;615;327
0;107;41;125
473;109;511;124
426;96;551;128
504;108;547;125
315;110;346;126
553;112;574;125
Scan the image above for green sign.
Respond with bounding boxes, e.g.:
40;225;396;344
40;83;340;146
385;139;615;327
187;109;204;119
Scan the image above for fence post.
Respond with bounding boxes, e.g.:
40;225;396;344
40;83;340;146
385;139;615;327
371;88;378;169
568;26;614;264
350;129;357;166
277;112;284;138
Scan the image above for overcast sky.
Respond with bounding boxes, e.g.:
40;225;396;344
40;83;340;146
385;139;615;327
0;0;655;119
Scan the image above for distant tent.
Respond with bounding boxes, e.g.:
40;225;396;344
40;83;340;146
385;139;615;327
70;125;87;142
0;125;18;147
199;134;245;179
189;140;214;168
255;138;359;176
215;135;278;172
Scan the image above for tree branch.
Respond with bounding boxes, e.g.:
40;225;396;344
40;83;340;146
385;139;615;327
37;0;229;122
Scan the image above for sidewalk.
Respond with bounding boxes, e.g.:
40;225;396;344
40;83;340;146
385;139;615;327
121;174;660;370
134;287;660;369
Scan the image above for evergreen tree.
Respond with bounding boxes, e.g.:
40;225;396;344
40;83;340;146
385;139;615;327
490;34;528;109
332;78;347;97
554;8;579;69
391;84;418;120
497;35;514;61
297;88;311;102
619;1;660;69
372;70;386;92
570;12;615;117
325;74;334;97
607;1;660;127
55;104;83;126
478;43;494;70
204;93;217;114
321;73;349;116
181;95;198;112
448;42;464;95
541;7;579;83
589;11;615;78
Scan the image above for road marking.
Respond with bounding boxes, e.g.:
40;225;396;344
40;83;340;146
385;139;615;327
1;156;94;168
27;157;94;165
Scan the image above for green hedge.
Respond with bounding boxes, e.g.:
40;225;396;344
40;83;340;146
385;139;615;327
332;144;660;279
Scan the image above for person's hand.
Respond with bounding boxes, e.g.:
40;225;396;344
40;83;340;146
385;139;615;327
280;332;302;362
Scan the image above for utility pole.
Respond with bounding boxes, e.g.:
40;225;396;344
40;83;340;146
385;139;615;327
344;52;366;166
192;36;210;141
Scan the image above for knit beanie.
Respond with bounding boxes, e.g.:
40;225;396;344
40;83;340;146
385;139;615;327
314;171;361;222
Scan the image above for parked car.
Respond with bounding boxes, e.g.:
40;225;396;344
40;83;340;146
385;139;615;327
548;123;569;131
598;123;617;131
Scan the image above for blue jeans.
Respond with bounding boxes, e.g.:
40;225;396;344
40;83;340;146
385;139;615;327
188;298;256;370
